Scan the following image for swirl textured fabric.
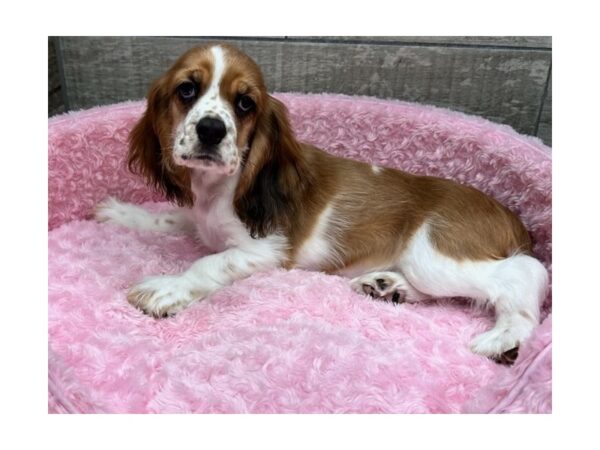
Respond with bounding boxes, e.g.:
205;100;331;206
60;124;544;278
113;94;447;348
48;94;552;413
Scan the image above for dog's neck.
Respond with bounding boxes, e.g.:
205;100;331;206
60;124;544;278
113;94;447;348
188;167;250;251
190;167;240;207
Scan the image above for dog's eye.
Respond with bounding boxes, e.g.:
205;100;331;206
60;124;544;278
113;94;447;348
177;82;197;102
236;95;255;114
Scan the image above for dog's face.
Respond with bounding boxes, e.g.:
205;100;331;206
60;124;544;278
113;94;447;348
128;44;270;205
169;45;268;174
129;43;304;217
159;44;268;174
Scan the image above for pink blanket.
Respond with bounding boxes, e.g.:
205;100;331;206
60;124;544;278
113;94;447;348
48;94;552;413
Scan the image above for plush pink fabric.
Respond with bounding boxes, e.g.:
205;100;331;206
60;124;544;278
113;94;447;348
462;315;552;413
48;94;552;413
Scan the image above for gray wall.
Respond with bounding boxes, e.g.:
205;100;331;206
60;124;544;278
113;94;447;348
48;36;552;146
48;37;65;116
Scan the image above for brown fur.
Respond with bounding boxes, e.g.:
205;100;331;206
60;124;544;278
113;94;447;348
233;96;315;238
281;147;531;271
128;46;220;206
130;43;532;272
128;76;193;206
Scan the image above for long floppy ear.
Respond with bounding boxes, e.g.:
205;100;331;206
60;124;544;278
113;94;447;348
128;77;193;206
234;95;313;238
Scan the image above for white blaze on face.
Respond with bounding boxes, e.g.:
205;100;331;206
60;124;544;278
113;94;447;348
173;46;239;173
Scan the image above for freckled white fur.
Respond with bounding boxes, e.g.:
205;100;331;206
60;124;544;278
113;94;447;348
173;46;239;171
95;197;195;234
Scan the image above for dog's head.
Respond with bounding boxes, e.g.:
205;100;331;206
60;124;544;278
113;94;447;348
128;43;302;210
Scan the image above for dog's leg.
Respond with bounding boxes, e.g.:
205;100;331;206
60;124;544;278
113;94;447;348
94;197;196;234
467;254;548;362
127;235;287;317
398;225;548;362
350;271;430;304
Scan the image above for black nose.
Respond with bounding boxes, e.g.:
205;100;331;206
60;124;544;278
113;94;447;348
195;117;227;146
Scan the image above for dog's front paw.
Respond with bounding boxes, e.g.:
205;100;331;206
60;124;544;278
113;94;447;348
94;197;157;231
94;197;126;223
127;275;203;318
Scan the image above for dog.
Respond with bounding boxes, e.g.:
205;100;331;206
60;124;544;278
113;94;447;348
95;43;548;362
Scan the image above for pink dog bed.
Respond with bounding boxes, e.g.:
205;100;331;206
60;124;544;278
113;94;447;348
48;93;552;413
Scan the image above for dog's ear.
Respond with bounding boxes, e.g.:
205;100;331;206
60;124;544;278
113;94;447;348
234;95;313;238
128;76;193;206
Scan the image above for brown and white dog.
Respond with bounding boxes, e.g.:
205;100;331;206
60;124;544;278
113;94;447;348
96;43;548;361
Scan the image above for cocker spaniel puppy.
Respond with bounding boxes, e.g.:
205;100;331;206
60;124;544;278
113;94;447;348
96;43;548;362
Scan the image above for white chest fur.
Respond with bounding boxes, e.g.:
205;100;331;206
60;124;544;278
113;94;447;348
190;171;249;252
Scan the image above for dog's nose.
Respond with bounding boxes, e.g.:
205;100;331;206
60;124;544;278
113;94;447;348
196;117;227;146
